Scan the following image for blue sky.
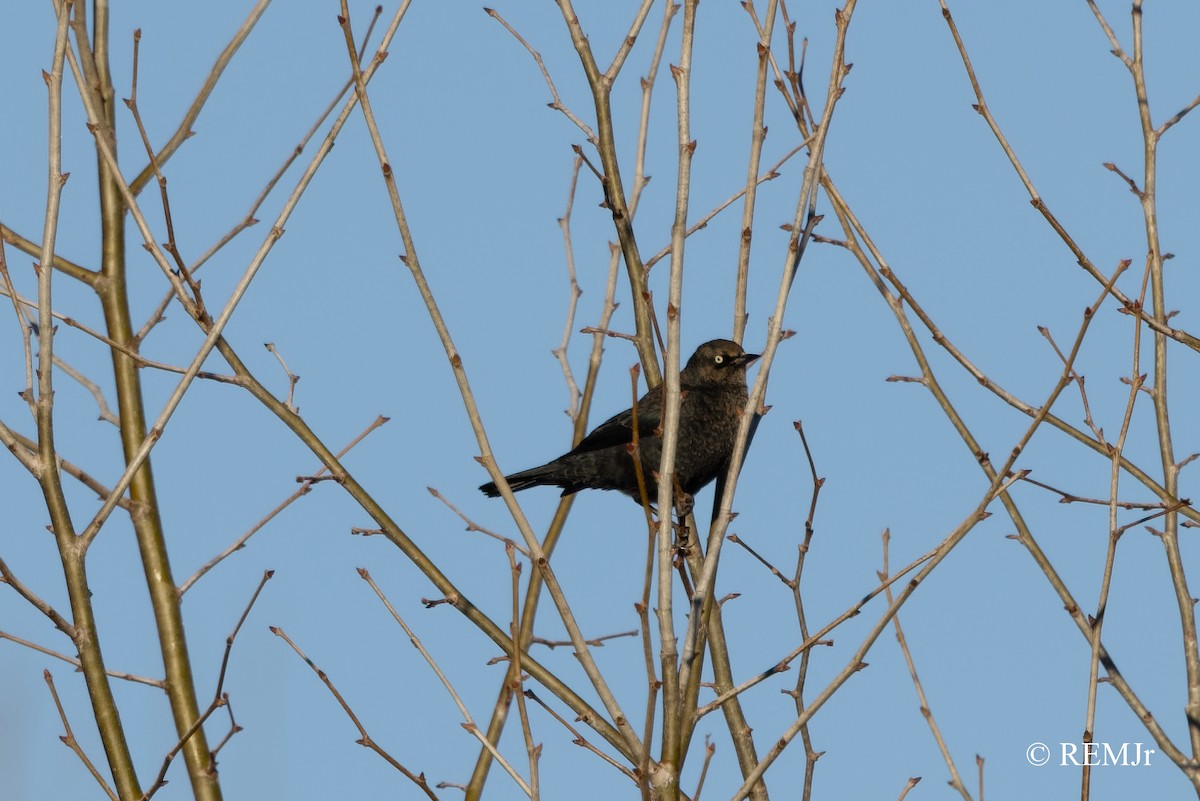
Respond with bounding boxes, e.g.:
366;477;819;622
3;2;1200;799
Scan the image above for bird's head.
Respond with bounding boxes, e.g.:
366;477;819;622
683;339;761;385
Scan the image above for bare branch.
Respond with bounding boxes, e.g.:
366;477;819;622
44;671;119;801
180;417;389;594
0;630;162;687
485;8;597;143
272;623;443;800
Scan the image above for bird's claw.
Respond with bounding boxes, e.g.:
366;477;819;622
674;491;695;521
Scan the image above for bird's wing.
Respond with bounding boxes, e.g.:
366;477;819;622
567;384;664;455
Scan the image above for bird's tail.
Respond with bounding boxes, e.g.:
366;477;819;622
478;465;560;497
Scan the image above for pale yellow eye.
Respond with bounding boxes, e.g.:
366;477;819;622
714;354;725;365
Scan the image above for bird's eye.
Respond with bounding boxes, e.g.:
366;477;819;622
714;354;725;365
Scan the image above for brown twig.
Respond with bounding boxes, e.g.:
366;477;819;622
263;342;300;412
506;546;541;800
0;284;239;387
895;776;922;801
0;237;35;401
133;63;365;343
208;700;242;760
1038;321;1107;442
1;424;137;512
45;670;119;801
695;547;931;718
555;0;662;382
214;570;274;700
180;417;389;595
551;156;585;420
272;622;442;800
693;736;715;801
629;0;679;220
139;695;227;801
128;0;272;195
141;572;272;800
427;486;531;558
0;630;162;687
125;28;206;314
879;530;973;801
579;326;637;342
0;556;76;639
338;0;643;760
358;567;531;796
1017;474;1166;511
530;630;638;649
485;7;597;143
643;142;807;272
0;222;97;285
727;534;791;587
791;418;826;801
939;0;1200;356
522;690;639;782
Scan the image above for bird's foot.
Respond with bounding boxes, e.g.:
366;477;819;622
673;490;695;521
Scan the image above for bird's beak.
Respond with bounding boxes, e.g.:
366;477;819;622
737;352;761;367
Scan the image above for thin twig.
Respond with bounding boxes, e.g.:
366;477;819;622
141;571;273;800
0;223;97;284
643;142;807;272
128;0;272;195
880;530;973;801
180;417;389;594
696;546;932;718
427;487;531;558
264;342;300;413
338;2;643;759
139;695;227;801
522;690;639;781
215;570;274;700
1;424;137;512
940;0;1200;354
0;284;239;385
134;67;362;343
1019;474;1166;511
733;0;780;343
824;119;1193;770
895;776;922;801
0;236;35;402
0;630;162;687
484;8;597;143
530;630;638;649
791;418;826;801
0;556;76;639
506;546;541;800
49;354;120;425
551;156;585;420
272;623;442;800
359;567;532;797
44;671;119;801
556;0;661;381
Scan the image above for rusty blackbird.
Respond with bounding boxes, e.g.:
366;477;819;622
480;339;760;502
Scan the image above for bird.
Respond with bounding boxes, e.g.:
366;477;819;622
480;339;760;504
